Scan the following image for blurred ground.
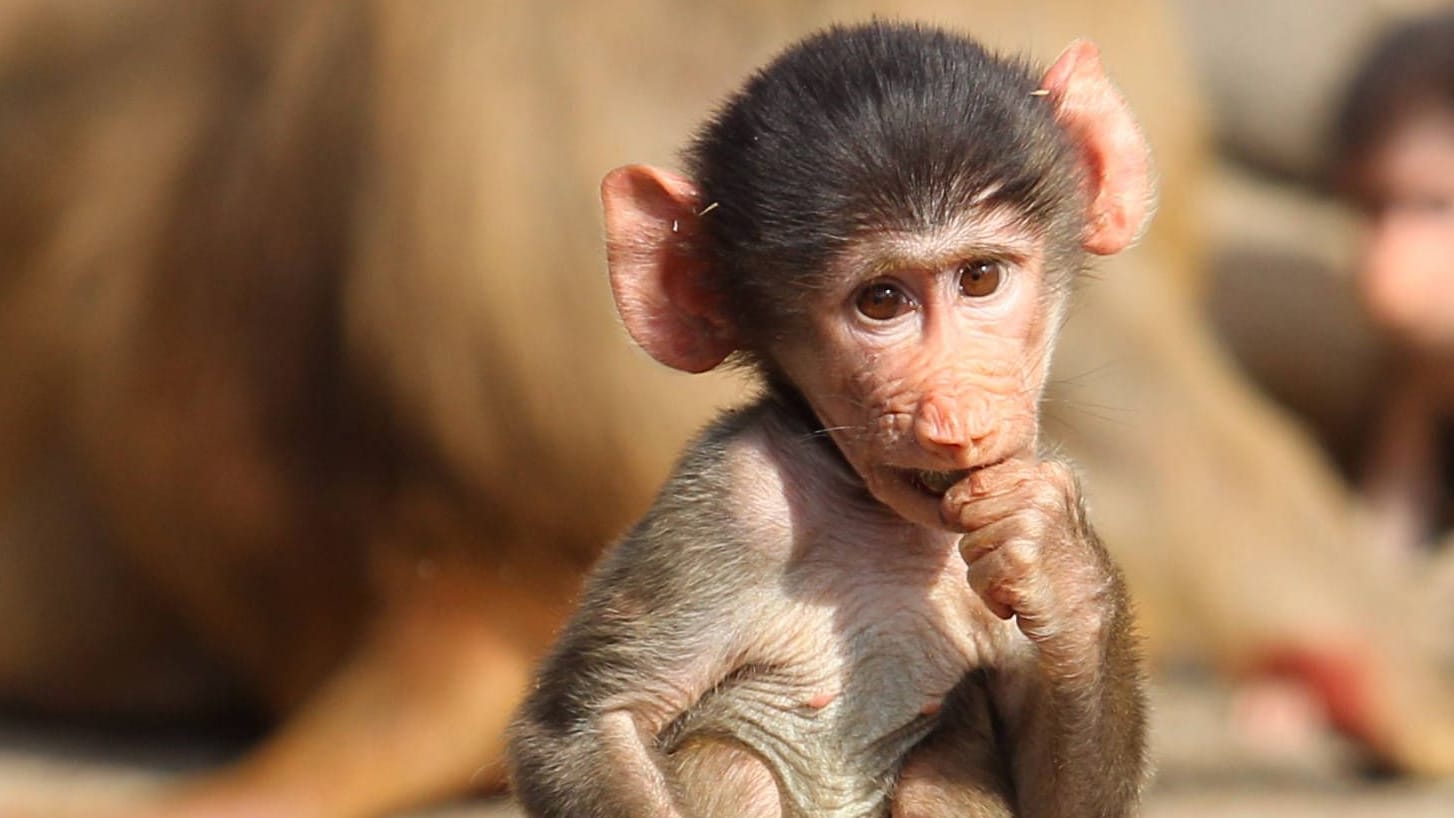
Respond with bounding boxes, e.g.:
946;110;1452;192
5;676;1453;815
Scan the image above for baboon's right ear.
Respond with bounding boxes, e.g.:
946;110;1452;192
601;165;736;373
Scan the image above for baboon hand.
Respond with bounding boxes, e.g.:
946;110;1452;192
942;457;1117;672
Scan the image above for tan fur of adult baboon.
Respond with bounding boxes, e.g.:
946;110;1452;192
0;1;1450;816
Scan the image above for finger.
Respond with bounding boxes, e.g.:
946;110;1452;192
957;516;1030;567
962;456;1041;498
965;544;1020;620
940;490;1028;533
965;537;1043;623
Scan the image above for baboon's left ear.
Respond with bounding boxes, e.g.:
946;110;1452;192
1040;41;1154;255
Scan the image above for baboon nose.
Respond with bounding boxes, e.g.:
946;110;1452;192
913;396;990;465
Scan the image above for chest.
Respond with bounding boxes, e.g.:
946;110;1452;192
715;422;1024;735
662;535;1019;818
771;534;1015;722
659;413;1026;815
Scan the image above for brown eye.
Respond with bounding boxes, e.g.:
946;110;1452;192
958;259;1003;298
855;281;913;321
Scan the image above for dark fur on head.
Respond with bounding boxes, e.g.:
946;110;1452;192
685;21;1085;355
1331;10;1454;189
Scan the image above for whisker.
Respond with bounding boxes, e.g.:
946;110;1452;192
797;424;863;442
1042;401;1134;431
1048;359;1124;388
1041;396;1135;416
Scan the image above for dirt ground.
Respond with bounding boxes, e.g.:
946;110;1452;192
3;675;1451;816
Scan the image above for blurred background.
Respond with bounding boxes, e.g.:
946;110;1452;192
1;1;1452;816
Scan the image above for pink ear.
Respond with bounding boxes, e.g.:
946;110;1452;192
601;165;736;373
1040;41;1154;255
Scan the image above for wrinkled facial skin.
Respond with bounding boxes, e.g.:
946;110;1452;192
775;207;1060;530
1352;109;1454;354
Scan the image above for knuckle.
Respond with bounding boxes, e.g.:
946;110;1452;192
1027;482;1067;516
969;547;1007;578
999;538;1039;575
1028;462;1088;529
977;568;1015;595
1022;515;1051;543
958;536;989;562
1038;459;1080;496
1005;504;1050;540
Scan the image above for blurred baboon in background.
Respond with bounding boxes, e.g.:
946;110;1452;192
1168;0;1454;781
1329;11;1454;563
1;1;1451;816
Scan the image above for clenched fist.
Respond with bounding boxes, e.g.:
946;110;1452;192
941;456;1123;675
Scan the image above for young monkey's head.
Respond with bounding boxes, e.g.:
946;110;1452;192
603;23;1152;529
1333;12;1454;356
